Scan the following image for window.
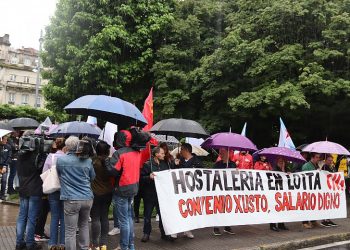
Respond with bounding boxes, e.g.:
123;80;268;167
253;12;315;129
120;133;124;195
24;76;30;83
21;94;29;105
8;93;15;104
10;57;18;64
36;96;41;108
24;58;31;66
10;74;16;81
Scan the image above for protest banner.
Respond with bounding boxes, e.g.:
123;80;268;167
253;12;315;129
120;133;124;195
154;169;347;235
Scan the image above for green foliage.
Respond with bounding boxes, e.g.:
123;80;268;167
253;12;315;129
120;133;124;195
43;0;175;113
0;104;56;122
44;0;350;148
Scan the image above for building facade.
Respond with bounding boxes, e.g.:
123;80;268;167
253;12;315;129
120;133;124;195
0;34;47;108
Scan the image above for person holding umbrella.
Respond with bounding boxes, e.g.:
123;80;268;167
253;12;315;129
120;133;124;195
212;148;236;236
0;135;12;200
254;156;272;171
270;157;289;232
301;152;322;229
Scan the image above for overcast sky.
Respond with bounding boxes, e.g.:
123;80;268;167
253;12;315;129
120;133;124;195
0;0;58;49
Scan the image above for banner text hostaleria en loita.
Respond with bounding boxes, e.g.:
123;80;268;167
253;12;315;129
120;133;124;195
155;169;347;235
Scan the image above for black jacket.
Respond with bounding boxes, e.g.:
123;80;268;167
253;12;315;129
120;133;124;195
0;143;12;167
179;154;203;168
140;158;169;200
16;149;44;197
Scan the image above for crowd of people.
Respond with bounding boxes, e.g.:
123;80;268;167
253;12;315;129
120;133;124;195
0;128;347;250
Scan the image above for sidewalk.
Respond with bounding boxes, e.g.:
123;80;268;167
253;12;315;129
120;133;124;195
1;201;350;250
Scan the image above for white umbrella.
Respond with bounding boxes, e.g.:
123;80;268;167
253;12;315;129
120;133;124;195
171;144;209;158
0;129;12;139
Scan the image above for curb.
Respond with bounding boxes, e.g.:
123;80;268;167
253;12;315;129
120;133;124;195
257;232;350;250
0;200;19;206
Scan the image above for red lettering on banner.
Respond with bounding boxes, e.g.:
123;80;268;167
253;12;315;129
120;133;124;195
179;199;188;218
206;196;213;215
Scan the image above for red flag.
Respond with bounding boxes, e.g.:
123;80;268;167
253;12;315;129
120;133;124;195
140;88;158;166
142;87;153;131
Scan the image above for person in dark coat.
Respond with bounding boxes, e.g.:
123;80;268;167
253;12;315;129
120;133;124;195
15;131;44;250
319;154;338;227
140;146;172;242
212;148;236;236
173;143;203;239
0;135;12;200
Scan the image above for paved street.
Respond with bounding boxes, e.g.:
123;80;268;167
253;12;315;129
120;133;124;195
1;201;350;250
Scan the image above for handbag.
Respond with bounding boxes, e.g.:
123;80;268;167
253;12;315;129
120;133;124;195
40;155;61;194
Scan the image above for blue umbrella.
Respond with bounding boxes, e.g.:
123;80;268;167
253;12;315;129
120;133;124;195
49;121;102;139
64;95;147;129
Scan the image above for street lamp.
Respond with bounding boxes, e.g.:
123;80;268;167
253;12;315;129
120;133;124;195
35;30;43;108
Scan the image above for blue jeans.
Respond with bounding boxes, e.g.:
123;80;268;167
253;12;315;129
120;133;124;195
16;196;41;247
115;195;134;250
49;191;65;246
112;194;120;228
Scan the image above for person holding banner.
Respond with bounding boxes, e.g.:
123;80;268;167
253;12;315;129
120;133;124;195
140;146;173;242
254;156;272;171
233;151;253;169
301;152;322;229
212;148;236;236
319;155;338;227
173;143;203;239
270;157;289;232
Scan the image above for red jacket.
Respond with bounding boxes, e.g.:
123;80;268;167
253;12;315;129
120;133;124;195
254;161;272;171
233;153;253;170
106;147;142;197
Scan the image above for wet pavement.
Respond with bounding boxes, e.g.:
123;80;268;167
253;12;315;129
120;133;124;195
1;201;350;250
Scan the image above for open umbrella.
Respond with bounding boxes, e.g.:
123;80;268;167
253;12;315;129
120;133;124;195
49;121;102;139
302;141;350;156
0;129;12;138
151;134;179;144
255;147;306;163
201;132;257;152
150;118;208;139
170;145;209;158
9;118;39;130
0;121;14;131
35;117;52;135
64;95;147;129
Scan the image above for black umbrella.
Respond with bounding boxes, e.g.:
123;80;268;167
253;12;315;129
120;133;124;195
150;118;208;139
9;118;39;130
49;121;102;139
0;121;14;131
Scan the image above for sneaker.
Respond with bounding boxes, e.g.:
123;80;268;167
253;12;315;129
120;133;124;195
141;234;150;242
15;243;26;250
34;234;41;242
302;223;313;229
327;220;338;227
100;245;107;250
320;220;332;228
311;221;321;228
108;227;120;236
223;227;235;235
184;231;194;239
170;234;177;239
213;228;221;236
156;214;159;222
113;246;121;250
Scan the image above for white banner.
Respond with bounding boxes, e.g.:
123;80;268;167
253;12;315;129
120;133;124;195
154;169;347;235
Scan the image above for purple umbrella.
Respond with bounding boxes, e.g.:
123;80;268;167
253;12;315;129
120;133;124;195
302;141;350;156
201;132;257;151
255;147;306;163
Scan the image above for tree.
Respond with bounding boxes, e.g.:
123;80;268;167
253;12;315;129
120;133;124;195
191;0;350;147
42;0;175;114
0;104;54;122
